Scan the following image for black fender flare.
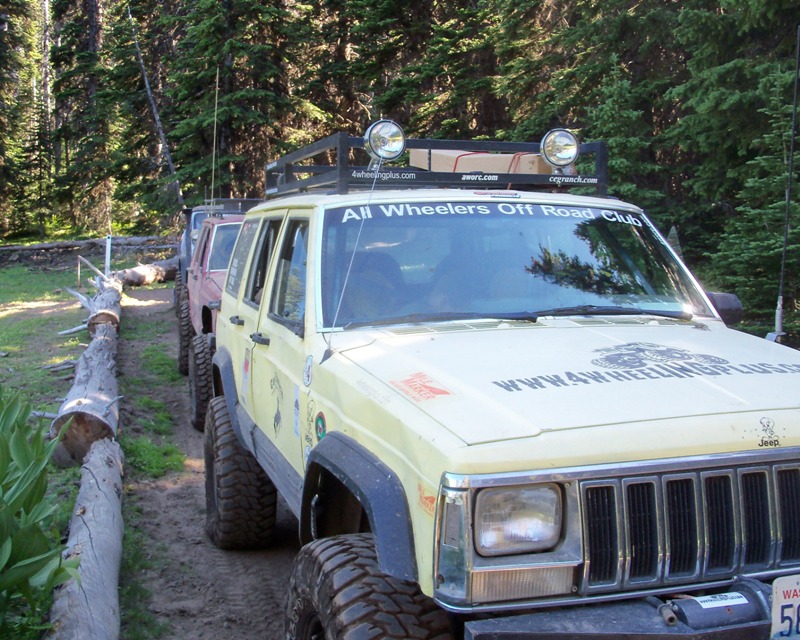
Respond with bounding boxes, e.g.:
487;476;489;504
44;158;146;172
302;432;418;583
210;346;246;445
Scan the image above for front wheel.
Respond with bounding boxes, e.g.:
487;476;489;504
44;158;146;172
204;396;277;549
286;533;453;640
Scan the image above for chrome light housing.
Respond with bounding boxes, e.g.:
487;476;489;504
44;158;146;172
364;120;406;161
541;129;579;167
475;484;562;556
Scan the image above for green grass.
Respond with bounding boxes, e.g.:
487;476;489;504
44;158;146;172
119;503;172;640
139;345;183;385
0;265;79;304
133;397;174;436
120;436;184;477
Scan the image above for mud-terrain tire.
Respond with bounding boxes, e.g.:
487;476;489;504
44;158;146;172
286;533;453;640
204;396;277;549
174;268;185;317
189;334;212;431
177;298;192;376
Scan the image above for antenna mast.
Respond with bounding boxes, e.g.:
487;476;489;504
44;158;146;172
772;24;800;341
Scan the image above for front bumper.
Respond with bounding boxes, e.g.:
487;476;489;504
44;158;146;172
464;579;771;639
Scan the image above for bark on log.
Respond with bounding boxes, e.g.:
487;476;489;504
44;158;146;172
50;323;119;463
113;255;178;287
45;439;125;640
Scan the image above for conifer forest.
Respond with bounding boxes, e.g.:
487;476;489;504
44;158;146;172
1;0;799;329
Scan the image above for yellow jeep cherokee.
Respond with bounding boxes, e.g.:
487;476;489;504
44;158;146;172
206;123;800;639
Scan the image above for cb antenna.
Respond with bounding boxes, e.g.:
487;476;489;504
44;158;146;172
771;24;800;342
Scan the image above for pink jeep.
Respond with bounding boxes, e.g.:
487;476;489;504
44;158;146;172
178;214;243;429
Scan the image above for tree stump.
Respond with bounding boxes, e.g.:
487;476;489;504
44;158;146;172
45;439;125;640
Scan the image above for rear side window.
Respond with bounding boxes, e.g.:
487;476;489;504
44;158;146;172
225;218;260;297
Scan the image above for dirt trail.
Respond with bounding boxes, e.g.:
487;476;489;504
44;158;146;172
119;287;299;640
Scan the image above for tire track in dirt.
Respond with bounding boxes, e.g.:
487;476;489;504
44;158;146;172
119;287;299;640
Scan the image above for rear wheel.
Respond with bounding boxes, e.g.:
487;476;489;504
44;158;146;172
189;334;212;431
204;396;277;549
286;533;453;640
177;299;192;375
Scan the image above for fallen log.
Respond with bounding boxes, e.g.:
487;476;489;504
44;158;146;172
45;439;125;640
0;235;169;252
50;322;119;463
113;255;178;287
66;266;124;335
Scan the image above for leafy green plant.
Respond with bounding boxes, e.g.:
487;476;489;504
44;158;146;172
0;386;79;636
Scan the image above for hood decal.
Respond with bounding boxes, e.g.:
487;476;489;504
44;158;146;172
493;341;800;393
391;372;452;402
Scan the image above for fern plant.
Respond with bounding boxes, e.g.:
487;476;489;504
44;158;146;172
0;385;79;635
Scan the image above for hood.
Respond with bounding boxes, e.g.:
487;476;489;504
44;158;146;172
337;317;800;447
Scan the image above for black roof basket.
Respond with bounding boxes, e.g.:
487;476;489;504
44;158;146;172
264;132;608;199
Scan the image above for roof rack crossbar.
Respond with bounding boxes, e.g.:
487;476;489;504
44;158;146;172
264;134;608;199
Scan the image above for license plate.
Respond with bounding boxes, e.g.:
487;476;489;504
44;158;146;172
772;575;800;638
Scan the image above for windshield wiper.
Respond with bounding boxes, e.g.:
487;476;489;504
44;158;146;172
341;306;691;330
532;305;693;321
343;311;539;329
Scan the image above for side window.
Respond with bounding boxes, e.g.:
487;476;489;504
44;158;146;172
270;220;308;326
244;219;282;307
225;218;260;297
194;227;210;269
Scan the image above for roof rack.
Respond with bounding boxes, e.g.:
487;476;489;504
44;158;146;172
264;132;608;200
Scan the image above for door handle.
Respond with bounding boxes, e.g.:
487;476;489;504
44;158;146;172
250;332;271;346
229;315;244;326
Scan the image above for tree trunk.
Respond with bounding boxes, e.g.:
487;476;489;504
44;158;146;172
113;255;178;287
50;322;118;463
45;439;124;640
0;235;172;252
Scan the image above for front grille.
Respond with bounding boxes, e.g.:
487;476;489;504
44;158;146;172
580;463;800;593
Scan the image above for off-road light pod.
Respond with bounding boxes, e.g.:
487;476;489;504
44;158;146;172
364;120;406;161
541;128;579;168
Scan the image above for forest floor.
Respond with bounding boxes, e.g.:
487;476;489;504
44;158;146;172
118;286;300;639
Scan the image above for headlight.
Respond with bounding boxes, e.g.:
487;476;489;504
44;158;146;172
540;129;579;167
475;484;562;556
364;120;406;161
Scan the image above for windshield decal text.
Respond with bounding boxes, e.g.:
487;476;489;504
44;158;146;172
334;202;642;224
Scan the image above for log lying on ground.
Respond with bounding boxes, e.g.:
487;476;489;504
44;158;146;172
51;269;124;466
113;254;178;287
66;273;124;335
0;235;169;253
45;439;125;640
51;322;119;463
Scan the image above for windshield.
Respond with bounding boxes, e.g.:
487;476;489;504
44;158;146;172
320;200;712;328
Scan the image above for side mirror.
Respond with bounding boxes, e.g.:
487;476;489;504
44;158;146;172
706;292;743;326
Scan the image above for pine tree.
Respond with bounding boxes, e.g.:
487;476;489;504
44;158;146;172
51;0;115;233
0;0;39;235
165;0;292;201
708;71;800;322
